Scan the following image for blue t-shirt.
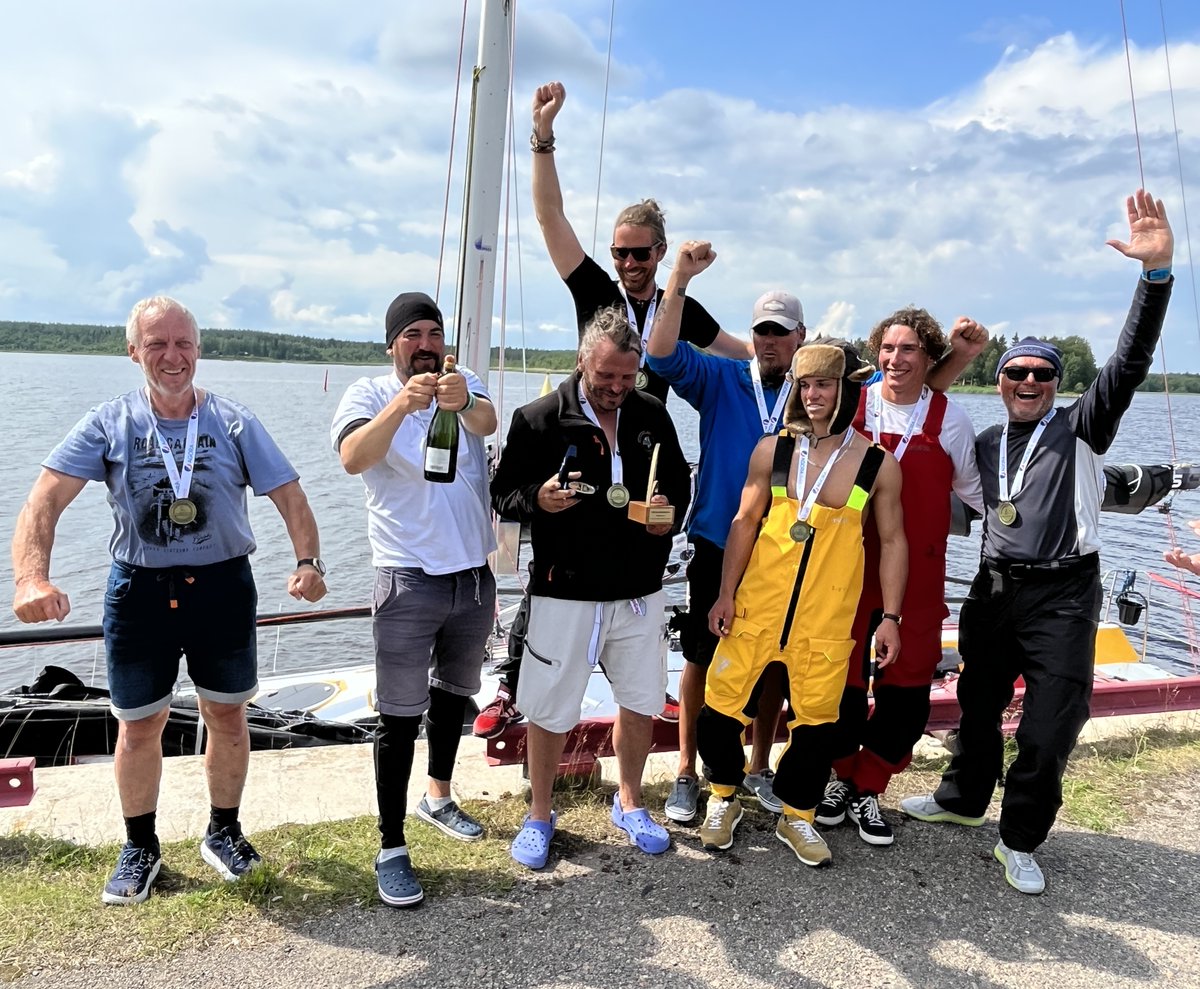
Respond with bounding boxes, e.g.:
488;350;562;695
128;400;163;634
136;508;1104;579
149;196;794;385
646;343;786;549
44;388;298;567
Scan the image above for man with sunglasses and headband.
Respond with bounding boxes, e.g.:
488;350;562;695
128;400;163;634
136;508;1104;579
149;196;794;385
902;189;1175;896
645;241;804;825
471;79;751;740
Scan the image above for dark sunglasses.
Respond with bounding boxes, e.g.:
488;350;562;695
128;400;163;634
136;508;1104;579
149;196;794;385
610;242;662;262
1001;366;1058;383
752;323;795;337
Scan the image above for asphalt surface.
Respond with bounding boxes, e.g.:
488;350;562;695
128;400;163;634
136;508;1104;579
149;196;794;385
13;769;1200;989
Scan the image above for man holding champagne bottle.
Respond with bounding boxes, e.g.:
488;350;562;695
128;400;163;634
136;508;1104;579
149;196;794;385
332;291;498;908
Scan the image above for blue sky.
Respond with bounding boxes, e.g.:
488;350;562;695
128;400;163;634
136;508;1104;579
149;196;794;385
2;1;1199;371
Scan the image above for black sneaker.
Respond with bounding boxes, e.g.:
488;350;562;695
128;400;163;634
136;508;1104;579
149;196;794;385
201;824;264;880
815;779;852;826
101;841;162;905
848;793;895;846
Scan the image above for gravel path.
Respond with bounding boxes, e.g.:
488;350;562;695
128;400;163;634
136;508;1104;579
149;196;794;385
14;770;1200;989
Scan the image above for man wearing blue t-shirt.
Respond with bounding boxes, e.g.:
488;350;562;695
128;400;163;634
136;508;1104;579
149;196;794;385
11;296;327;906
646;240;804;825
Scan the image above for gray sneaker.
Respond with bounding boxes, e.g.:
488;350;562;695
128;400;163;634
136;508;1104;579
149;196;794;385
664;775;700;822
994;841;1045;894
742;769;783;813
899;793;985;827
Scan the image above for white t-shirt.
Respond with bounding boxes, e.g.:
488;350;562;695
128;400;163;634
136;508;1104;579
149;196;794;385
331;367;496;573
863;385;984;513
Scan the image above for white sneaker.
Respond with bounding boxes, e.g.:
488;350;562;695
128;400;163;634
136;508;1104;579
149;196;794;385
994;841;1045;895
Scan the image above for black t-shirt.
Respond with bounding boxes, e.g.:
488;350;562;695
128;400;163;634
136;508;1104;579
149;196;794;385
564;255;721;404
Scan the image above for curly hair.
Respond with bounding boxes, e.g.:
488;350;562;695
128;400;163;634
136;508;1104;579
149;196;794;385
578;305;642;364
613;198;667;246
867;306;946;360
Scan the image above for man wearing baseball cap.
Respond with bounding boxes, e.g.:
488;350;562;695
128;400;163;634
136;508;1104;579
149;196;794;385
645;241;806;826
902;189;1175;895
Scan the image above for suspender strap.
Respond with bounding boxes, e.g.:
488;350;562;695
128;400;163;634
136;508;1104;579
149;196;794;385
770;432;795;495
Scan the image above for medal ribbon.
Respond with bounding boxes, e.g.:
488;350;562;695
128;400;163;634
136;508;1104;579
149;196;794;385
751;360;792;435
795;429;854;524
998;408;1057;502
149;387;200;502
870;383;931;462
579;384;623;484
619;286;656;371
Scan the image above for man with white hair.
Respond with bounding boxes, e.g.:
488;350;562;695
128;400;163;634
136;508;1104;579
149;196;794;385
11;296;326;905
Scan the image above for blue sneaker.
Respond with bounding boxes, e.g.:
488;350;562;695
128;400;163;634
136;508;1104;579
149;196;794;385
376;851;424;907
101;841;162;905
200;824;263;881
415;796;484;842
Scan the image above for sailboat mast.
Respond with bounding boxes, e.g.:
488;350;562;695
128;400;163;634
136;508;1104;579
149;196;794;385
453;0;511;381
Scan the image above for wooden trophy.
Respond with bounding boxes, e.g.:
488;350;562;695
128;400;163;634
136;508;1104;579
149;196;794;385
627;443;675;527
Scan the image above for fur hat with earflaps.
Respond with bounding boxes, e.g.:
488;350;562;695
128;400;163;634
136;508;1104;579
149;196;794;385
782;341;874;437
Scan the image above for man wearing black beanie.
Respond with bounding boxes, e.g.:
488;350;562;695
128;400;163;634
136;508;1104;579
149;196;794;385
331;290;498;908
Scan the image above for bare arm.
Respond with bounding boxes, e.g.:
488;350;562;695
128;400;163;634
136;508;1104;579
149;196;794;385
706;330;755;360
339;372;439;474
870;452;907;667
648;241;717;358
709;436;774;637
531;81;586;280
926;316;988;392
11;468;88;623
266;479;327;603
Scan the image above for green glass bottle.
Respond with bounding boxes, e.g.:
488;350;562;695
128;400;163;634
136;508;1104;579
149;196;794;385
423;354;460;483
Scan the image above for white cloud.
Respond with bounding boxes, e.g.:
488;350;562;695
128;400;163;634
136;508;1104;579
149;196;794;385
0;5;1196;373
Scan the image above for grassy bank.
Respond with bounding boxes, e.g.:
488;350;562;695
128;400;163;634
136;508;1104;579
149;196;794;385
1;728;1197;978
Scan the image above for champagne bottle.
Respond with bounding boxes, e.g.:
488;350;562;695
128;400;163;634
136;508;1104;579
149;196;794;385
423;354;460;483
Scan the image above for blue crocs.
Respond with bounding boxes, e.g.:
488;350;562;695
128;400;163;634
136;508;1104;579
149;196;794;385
612;794;670;855
375;852;424;908
511;812;556;869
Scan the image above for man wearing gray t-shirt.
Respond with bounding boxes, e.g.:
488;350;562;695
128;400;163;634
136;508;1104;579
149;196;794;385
10;295;327;907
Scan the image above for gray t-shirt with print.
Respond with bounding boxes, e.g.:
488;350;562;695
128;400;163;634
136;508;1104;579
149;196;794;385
45;388;298;568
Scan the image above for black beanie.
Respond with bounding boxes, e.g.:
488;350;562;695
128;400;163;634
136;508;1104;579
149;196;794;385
385;292;443;348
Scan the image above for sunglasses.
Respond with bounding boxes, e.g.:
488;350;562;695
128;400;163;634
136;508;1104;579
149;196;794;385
610;243;663;262
752;323;795;337
1001;366;1058;383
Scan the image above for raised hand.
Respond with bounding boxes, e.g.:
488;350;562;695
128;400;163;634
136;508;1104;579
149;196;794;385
1106;188;1174;270
674;240;717;280
948;316;988;361
532;81;566;139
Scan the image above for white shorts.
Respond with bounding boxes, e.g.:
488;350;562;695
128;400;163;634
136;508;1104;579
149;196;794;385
517;591;668;734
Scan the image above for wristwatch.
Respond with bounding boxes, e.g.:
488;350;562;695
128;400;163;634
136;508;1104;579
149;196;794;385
297;557;327;576
881;612;902;625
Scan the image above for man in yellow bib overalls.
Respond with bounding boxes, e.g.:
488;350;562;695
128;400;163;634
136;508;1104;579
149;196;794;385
698;342;907;866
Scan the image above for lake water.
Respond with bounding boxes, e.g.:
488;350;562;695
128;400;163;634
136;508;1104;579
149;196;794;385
2;351;1199;686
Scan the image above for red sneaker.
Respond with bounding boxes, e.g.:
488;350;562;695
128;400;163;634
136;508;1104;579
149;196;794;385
472;686;521;738
657;692;681;723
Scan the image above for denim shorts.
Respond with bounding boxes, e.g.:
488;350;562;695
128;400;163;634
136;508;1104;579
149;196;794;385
372;565;496;717
102;556;259;721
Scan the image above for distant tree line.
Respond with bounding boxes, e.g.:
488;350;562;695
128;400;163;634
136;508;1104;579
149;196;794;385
0;320;388;364
3;321;1197;390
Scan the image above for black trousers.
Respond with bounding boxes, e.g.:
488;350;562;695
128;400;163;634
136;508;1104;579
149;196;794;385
933;562;1101;852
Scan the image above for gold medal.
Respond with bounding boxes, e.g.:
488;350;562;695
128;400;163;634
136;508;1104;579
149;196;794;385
635;369;649;391
997;501;1018;526
168;498;197;525
606;483;630;508
567;481;596;495
789;520;813;543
